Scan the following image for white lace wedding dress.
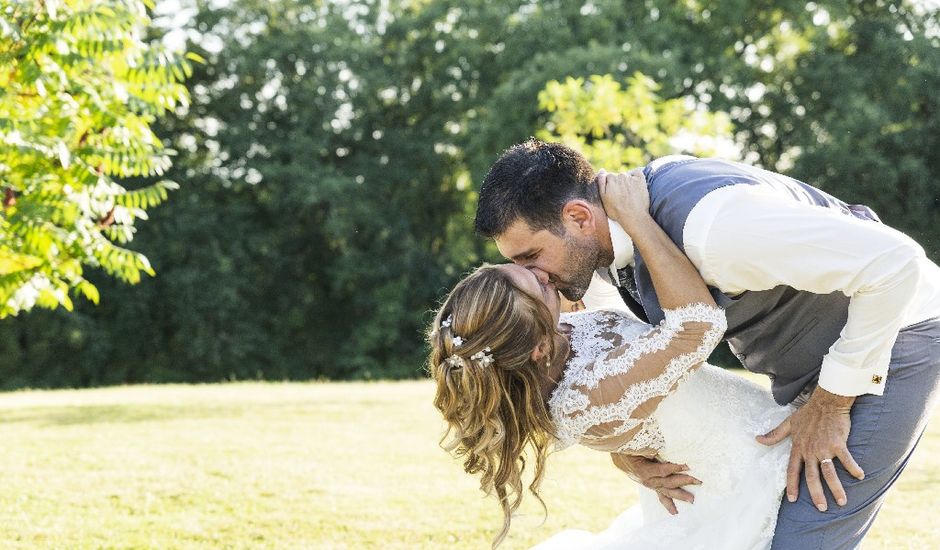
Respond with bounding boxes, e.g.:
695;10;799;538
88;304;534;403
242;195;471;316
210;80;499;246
534;305;793;550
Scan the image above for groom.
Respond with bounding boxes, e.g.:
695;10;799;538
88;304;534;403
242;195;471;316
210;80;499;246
474;139;940;549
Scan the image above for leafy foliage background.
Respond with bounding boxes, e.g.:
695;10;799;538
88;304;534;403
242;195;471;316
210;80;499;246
0;0;195;318
0;0;937;388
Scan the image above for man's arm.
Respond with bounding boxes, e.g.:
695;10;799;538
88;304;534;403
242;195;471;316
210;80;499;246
685;184;923;397
684;184;925;510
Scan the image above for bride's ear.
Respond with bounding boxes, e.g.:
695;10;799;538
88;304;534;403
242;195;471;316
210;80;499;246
530;336;551;364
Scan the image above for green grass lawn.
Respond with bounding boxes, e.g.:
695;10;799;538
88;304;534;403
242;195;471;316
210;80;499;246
0;375;937;549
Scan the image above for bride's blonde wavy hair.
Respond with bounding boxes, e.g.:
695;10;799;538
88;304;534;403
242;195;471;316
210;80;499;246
428;264;560;548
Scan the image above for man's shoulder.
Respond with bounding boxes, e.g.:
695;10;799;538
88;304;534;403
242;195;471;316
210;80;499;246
647;158;782;211
649;156;762;180
646;154;699;173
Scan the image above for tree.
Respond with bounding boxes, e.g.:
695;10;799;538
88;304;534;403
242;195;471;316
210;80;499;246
0;0;937;388
0;0;195;317
537;73;736;169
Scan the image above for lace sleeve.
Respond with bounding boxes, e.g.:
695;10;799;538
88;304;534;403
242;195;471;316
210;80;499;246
556;303;726;455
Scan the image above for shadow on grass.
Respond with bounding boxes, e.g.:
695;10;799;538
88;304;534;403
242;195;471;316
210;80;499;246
0;403;246;426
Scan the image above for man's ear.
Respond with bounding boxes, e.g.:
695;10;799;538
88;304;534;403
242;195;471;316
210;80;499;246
561;199;598;235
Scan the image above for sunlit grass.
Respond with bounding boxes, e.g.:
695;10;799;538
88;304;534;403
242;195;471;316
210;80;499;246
0;374;936;548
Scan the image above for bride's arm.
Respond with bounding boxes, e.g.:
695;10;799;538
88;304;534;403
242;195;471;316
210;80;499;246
598;169;716;311
582;170;725;513
561;296;726;510
579;171;725;423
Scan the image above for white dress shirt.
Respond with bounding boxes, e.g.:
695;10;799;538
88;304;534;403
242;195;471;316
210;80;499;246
581;273;633;315
599;182;940;398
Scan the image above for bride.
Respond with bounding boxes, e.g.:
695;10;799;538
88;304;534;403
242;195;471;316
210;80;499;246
428;172;792;549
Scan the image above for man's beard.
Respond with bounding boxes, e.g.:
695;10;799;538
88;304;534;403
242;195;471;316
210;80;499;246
556;234;603;302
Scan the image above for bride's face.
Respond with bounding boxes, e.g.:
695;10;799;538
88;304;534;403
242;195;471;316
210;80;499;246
497;264;561;326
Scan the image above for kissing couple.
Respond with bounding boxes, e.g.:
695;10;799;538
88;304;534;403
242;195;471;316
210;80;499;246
428;140;940;549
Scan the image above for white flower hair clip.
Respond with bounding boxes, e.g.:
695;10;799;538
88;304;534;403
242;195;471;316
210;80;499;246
439;315;494;369
441;315;464;348
471;347;494;368
441;314;465;368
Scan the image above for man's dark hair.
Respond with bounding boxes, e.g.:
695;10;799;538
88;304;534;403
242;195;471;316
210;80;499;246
474;139;598;238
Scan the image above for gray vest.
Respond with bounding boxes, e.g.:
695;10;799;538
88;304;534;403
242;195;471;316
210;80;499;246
631;158;881;404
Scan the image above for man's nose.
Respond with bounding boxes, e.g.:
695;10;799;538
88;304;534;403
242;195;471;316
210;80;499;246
528;267;551;285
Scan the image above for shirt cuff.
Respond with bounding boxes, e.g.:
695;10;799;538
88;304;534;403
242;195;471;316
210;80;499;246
817;354;888;397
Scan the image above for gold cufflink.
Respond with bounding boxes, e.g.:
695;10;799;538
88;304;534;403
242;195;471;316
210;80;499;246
872;375;883;384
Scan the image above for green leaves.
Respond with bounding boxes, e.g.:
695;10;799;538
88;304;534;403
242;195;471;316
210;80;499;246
537;73;736;170
0;0;190;317
112;180;179;210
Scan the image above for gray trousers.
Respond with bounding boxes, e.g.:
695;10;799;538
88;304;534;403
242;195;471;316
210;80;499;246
771;318;940;549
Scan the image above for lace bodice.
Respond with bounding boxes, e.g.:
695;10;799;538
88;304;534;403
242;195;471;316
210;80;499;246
549;304;727;455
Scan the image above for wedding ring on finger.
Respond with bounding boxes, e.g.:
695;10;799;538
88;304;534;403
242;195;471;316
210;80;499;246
820;458;834;466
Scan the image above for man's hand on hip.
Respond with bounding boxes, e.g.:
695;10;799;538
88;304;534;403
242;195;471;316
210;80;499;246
757;387;865;512
609;453;701;515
